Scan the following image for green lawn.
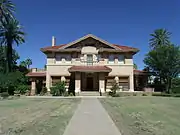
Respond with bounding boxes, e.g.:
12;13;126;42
100;97;180;135
0;98;80;135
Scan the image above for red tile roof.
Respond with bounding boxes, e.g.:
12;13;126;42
68;66;112;72
41;44;138;53
26;72;46;77
113;44;138;51
40;44;66;52
134;70;148;75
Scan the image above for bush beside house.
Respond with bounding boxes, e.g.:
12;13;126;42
50;81;66;96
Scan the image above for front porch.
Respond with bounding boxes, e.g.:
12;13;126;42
68;66;112;94
27;66;137;96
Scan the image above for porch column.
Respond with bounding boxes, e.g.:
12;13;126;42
114;76;119;84
99;73;105;93
75;73;81;93
31;79;36;96
61;76;68;91
129;74;134;91
46;73;52;92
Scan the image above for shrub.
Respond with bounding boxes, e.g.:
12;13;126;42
14;90;20;96
69;92;74;96
40;87;47;96
172;87;180;94
16;85;30;95
152;92;180;97
50;87;60;96
108;83;119;97
142;93;148;96
0;72;28;95
171;78;180;93
0;92;9;98
50;81;66;96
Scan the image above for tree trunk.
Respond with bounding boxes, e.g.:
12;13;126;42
6;42;13;73
166;78;172;94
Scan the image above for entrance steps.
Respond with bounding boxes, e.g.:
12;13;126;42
79;91;100;96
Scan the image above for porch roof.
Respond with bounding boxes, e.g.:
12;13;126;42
68;66;112;73
134;70;149;76
26;72;46;77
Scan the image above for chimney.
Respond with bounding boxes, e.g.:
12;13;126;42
52;36;56;46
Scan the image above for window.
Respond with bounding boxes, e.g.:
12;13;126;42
55;55;61;63
109;54;114;64
118;55;124;64
55;54;68;63
87;54;93;66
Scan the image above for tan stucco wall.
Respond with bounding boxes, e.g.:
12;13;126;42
81;46;98;54
107;65;133;76
45;49;134;91
47;65;71;76
107;65;134;91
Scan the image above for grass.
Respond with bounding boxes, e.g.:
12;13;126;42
0;98;80;135
100;97;180;135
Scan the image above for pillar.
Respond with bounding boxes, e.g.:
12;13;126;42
31;79;36;96
46;73;52;92
129;74;134;91
75;73;81;93
61;76;66;82
99;73;105;93
114;76;119;84
61;76;68;91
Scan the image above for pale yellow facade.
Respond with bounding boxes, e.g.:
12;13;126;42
30;34;138;95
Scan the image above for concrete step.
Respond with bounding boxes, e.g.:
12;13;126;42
79;91;100;96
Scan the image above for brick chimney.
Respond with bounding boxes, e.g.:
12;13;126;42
52;36;56;46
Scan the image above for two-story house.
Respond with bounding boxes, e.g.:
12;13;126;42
27;34;140;95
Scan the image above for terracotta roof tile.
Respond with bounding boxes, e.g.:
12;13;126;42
41;44;138;53
40;44;66;52
134;70;148;75
26;72;46;77
113;44;139;51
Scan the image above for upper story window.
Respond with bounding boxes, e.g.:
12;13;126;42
109;54;114;64
118;55;124;64
55;54;71;63
87;54;93;66
55;55;62;63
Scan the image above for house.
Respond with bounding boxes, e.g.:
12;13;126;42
27;34;148;95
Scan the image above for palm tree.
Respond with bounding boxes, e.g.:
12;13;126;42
20;60;26;68
149;29;171;49
0;0;15;21
0;19;25;72
25;58;32;69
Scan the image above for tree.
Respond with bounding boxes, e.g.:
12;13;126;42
20;58;32;69
0;18;25;72
20;60;26;68
144;44;180;93
149;29;171;49
25;58;32;69
133;63;138;69
0;45;19;73
0;0;15;21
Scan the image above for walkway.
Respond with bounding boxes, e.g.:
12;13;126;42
63;98;121;135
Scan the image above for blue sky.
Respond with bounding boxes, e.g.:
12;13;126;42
14;0;180;69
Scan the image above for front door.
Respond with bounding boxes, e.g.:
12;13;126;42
86;77;93;90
